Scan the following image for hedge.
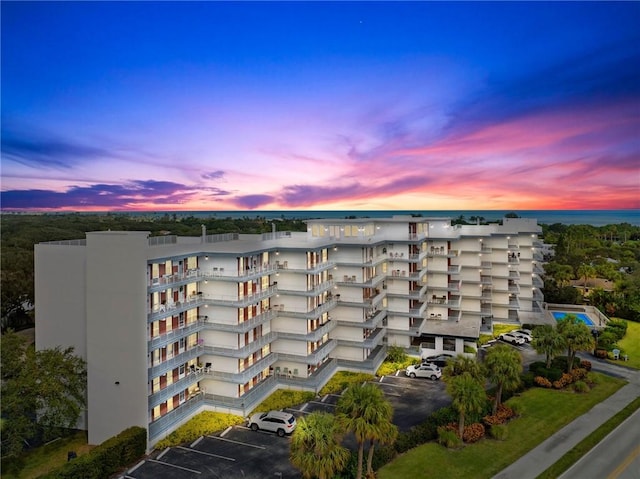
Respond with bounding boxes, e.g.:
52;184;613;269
39;426;146;479
318;371;375;395
154;411;244;449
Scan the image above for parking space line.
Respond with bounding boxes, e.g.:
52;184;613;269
310;400;336;407
206;434;266;449
300;402;308;411
395;370;401;376
371;380;406;389
148;458;202;474
379;376;385;382
287;407;308;414
128;460;145;474
191;436;203;448
157;447;170;460
177;445;236;461
321;394;329;402
220;426;232;437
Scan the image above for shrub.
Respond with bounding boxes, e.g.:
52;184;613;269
437;426;463;449
534;376;552;388
463;344;476;354
252;389;315;414
41;427;146;479
429;405;459;427
586;372;600;385
509;401;523;416
386;345;408;363
570;368;588;382
155;411;244;449
594;349;608;359
520;371;536;389
483;404;515;426
552;373;574;389
489;424;508;440
371;444;397;470
319;371;374;395
528;361;547;375
598;331;619;350
551;356;569;372
462;423;485;443
579;359;592;371
573;380;590;393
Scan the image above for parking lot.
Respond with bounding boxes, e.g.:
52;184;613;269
121;345;538;479
119;372;450;479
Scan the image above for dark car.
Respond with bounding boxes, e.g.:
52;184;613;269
422;353;455;367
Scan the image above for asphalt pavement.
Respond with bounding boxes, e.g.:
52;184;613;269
492;357;640;479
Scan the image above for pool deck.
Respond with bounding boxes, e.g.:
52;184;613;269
545;304;609;328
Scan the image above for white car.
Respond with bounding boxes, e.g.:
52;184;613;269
405;363;442;380
512;329;533;342
248;411;297;437
499;332;526;345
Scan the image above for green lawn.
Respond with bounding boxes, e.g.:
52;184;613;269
378;373;626;479
607;318;640;369
1;431;94;479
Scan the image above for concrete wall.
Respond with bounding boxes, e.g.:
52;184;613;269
85;231;149;446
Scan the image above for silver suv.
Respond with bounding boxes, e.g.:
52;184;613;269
248;411;297;437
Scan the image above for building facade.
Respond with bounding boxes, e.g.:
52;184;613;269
35;216;544;449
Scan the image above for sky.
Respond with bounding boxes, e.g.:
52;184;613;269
1;1;639;212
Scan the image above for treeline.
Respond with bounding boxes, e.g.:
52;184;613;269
0;213;307;330
541;222;640;321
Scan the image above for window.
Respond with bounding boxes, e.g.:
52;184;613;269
443;337;456;351
422;335;436;349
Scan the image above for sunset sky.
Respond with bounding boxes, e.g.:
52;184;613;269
2;1;639;212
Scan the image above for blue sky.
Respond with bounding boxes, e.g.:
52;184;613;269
2;1;639;211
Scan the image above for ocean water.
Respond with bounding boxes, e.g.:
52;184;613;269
138;209;639;226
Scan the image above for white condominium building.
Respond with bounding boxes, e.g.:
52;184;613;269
35;215;544;449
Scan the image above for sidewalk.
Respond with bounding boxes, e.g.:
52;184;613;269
492;358;640;479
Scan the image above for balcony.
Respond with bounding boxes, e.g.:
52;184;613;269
202;263;278;282
339;309;387;330
202;309;275;334
148;371;202;409
276;260;336;274
205;285;278;307
337;344;387;372
149;392;205;442
204;332;276;358
205;354;279;384
276;279;335;296
277;297;338;319
276;320;338;342
149;269;201;291
148;320;205;351
277;358;337;390
148;295;205;322
205;375;278;414
337;327;386;349
277;339;337;364
148;345;204;380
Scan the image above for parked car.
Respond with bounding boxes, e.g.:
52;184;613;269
405;363;442;380
422;353;455;367
499;332;526;345
248;411;297;437
511;329;533;342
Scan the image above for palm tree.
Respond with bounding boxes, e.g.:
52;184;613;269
577;263;596;290
531;324;566;368
557;314;595;372
484;344;522;414
290;412;350;479
446;372;487;438
443;354;484;383
336;383;396;479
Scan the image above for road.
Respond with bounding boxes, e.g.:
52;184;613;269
559;408;640;479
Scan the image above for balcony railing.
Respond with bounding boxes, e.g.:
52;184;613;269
202;310;275;334
337;344;387;372
278;297;338;319
148;370;202;409
148;392;205;441
148;345;204;379
205;354;279;384
148;321;205;351
277;279;335;296
276;320;337;342
204;332;276;358
276;339;337;364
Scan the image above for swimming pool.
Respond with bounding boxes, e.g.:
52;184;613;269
552;311;595;327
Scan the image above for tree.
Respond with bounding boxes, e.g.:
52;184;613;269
443;355;484;383
1;331;87;456
577;264;597;289
336;383;396;479
290;412;350;479
446;372;487;438
531;325;566;368
557;315;595;372
483;344;522;414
